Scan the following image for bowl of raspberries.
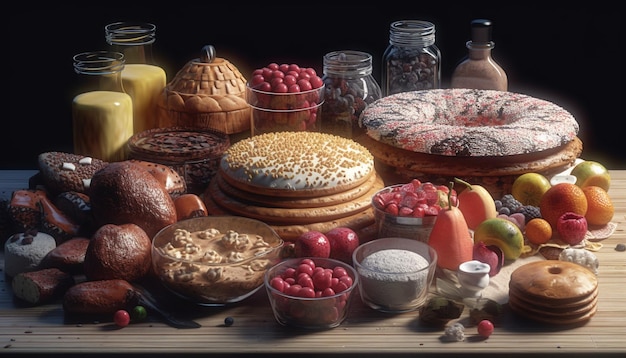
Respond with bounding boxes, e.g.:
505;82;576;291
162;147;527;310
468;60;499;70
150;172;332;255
246;63;325;135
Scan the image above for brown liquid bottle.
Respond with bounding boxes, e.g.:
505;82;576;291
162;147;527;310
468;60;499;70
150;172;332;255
451;19;508;91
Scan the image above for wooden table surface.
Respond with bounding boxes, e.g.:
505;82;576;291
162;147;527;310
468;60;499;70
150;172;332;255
1;169;625;358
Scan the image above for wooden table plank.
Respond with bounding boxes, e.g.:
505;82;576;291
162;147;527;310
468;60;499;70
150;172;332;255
1;170;625;357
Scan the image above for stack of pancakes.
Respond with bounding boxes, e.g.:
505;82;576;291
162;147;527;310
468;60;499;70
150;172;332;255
508;260;598;325
203;132;384;241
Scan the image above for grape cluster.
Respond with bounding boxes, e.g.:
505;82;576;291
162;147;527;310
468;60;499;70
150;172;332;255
494;194;541;224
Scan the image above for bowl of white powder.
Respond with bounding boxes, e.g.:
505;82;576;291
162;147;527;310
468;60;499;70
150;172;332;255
352;237;437;313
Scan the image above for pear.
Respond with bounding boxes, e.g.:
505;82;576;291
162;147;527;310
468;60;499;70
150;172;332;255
454;178;497;230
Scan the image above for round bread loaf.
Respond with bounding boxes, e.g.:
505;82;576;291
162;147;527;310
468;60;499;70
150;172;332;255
84;223;152;282
89;161;177;238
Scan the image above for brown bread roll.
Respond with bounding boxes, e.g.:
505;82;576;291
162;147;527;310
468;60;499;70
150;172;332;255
174;193;209;221
12;268;75;305
62;279;139;315
83;224;152;282
39;237;90;274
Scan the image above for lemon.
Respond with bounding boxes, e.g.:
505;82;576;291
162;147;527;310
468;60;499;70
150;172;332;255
511;173;552;206
570;160;611;191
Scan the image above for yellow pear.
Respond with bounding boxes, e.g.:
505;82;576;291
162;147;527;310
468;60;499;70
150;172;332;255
454;178;497;230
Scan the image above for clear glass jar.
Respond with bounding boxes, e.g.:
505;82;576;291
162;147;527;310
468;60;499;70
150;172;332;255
72;51;134;162
321;50;381;139
382;20;441;96
105;22;156;64
105;21;167;134
451;19;508;91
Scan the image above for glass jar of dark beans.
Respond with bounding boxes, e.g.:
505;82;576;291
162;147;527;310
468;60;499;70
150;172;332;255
382;20;441;96
320;50;382;139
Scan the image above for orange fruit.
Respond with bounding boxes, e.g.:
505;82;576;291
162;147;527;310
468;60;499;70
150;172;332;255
539;183;588;229
524;218;553;245
582;186;614;226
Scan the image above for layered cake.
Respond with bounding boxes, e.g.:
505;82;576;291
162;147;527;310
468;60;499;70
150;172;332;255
358;89;582;197
204;132;383;241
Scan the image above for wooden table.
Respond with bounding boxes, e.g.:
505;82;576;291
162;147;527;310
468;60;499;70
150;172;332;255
1;170;625;357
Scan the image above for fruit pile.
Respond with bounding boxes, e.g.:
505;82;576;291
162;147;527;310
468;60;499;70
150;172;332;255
371;179;458;218
493;160;614;248
247;63;325;133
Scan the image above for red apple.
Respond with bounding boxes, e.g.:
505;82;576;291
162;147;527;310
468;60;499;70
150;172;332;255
556;212;588;245
325;227;360;264
472;242;504;277
294;231;331;258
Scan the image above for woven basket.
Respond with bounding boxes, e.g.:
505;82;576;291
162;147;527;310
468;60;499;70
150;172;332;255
157;45;250;135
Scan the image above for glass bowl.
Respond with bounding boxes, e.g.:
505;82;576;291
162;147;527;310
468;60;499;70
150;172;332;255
264;257;358;329
246;84;324;135
151;216;284;306
352;237;437;313
371;184;439;243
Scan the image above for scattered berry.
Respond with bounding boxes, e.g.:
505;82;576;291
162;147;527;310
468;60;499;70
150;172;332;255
615;243;625;252
477;319;494;338
113;310;131;328
224;316;234;327
500;194;522;213
131;305;147;321
518;205;542;223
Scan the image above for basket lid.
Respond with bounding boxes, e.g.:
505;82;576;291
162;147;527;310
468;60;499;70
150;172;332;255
165;45;247;97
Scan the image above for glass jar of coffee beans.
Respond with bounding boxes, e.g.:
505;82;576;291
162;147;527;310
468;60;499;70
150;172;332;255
321;50;381;139
382;20;441;96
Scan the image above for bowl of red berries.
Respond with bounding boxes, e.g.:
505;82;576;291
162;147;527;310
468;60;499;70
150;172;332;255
371;179;458;243
264;257;358;329
247;63;325;135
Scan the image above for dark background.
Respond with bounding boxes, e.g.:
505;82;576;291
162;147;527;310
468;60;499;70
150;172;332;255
5;2;623;169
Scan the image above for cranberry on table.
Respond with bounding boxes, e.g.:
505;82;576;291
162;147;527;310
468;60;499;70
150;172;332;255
113;309;131;327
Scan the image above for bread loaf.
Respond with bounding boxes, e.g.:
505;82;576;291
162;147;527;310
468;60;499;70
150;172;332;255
39;237;90;274
84;223;152;282
12;268;74;305
89;161;177;238
62;279;139;315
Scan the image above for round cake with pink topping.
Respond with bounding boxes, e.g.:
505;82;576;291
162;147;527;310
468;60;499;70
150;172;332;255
357;89;582;196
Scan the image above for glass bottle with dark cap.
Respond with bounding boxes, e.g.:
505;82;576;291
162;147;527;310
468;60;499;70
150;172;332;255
450;19;508;91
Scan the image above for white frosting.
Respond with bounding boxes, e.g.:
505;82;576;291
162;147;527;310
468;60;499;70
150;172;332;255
220;132;374;190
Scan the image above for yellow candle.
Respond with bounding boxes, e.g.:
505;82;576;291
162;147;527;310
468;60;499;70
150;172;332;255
121;64;166;134
72;91;134;162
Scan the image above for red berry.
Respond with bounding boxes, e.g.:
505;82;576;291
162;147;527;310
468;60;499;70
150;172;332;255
477;319;494;338
114;310;130;327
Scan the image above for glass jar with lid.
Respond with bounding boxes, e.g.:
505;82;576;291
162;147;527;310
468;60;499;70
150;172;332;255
382;20;441;96
71;51;134;162
321;50;382;139
105;21;167;134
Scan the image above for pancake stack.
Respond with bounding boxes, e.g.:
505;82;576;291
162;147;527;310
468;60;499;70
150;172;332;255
203;132;384;241
508;260;598;325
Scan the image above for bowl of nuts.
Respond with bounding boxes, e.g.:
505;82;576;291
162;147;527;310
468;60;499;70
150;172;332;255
151;216;284;306
264;257;358;329
246;63;325;135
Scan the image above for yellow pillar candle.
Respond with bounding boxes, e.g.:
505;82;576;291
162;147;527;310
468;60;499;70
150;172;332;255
121;64;166;133
72;90;134;162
